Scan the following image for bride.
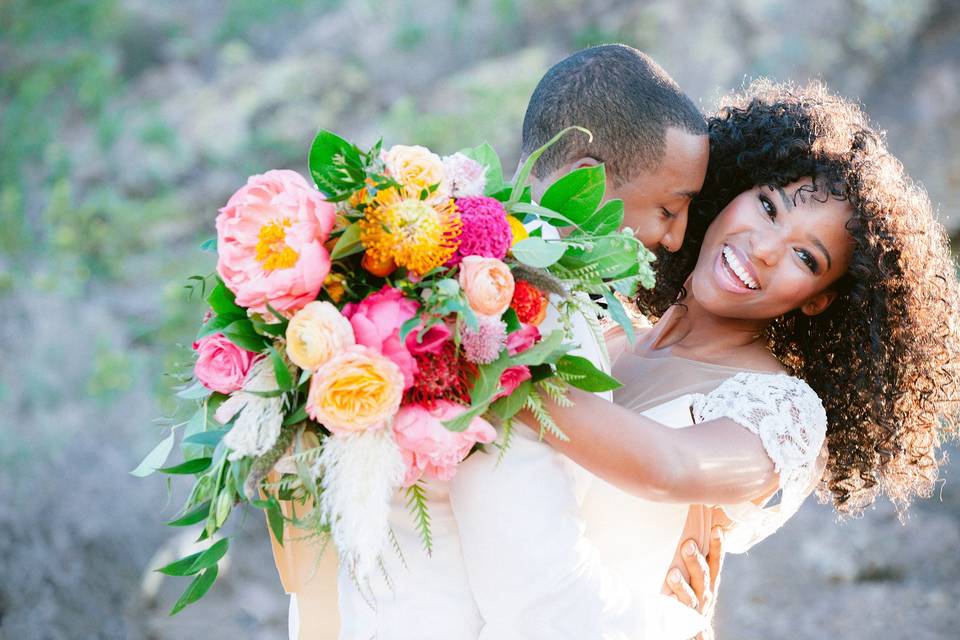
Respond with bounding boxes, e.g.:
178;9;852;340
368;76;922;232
531;78;960;638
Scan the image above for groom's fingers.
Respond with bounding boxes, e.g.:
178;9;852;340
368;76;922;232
707;526;725;594
667;568;699;611
680;540;710;609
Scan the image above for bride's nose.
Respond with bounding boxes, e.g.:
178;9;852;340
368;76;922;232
749;227;784;267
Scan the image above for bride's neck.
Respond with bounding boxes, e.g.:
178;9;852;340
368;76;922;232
649;292;769;359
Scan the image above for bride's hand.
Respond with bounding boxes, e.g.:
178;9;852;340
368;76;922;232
666;526;724;638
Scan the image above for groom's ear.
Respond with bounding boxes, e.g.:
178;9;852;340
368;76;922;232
568;156;601;172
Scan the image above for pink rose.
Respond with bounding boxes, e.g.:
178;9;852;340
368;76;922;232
393;400;497;486
342;286;450;388
506;324;541;355
215;169;336;315
458;256;515;318
192;333;259;394
494;365;532;400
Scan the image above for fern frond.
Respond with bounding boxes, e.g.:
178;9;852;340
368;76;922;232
388;528;409;571
537;378;573;407
405;482;433;556
496;417;516;465
524;389;570;442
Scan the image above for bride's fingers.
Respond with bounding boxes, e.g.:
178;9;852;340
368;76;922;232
680;540;710;607
667;568;699;611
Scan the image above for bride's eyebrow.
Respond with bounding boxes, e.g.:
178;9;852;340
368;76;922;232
775;186;794;211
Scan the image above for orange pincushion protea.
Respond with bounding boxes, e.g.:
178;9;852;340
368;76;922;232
359;186;462;275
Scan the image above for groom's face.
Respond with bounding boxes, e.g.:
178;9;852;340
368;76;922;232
611;127;708;253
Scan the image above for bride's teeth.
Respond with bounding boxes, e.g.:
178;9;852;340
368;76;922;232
723;246;758;289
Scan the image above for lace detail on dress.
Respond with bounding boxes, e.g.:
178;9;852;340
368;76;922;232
691;372;828;552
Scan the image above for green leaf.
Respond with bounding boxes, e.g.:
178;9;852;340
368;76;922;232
156;550;204;577
213;492;233;529
206;281;245;319
399;315;421;343
574;198;624;237
170;565;219;615
509;126;592;207
131;431;175;477
283;403;309;426
459;142;504;195
511;237;566;268
442;402;490;433
560;235;640;280
602;289;636;345
511;329;571;366
221;320;269;352
166;501;211;527
556;355;622;392
488;379;532;421
540;164;606;226
269;347;294;390
199;237;217;253
330;221;364;260
176;380;213;400
502;308;521;333
196;314;233;340
509;201;587;231
308;129;365;197
189;538;229;573
182;429;229;448
266;498;285;546
158;457;213;475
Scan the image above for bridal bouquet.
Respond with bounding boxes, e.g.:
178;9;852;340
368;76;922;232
134;127;654;613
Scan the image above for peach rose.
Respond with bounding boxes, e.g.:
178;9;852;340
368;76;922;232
382;145;449;200
285;301;356;371
215;169;336;315
458;255;515;318
306;345;404;435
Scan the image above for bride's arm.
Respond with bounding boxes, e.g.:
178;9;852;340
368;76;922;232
525;387;779;505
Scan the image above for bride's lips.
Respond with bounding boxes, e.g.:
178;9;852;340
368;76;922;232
713;244;761;294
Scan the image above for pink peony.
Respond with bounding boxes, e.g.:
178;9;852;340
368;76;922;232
494;365;532;401
193;333;259;394
447;196;513;266
506;323;541;355
342;286;451;389
393;400;497;486
215;169;336;315
443;153;487;198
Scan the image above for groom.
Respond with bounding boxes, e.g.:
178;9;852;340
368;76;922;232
449;44;720;639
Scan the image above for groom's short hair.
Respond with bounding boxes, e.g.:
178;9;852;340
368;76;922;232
521;44;705;186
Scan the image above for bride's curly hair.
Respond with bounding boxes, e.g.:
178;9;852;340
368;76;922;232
636;79;960;514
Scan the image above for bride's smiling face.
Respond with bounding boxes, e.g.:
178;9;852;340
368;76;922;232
689;179;855;321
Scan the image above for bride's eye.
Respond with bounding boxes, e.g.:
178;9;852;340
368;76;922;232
759;194;777;220
796;248;820;274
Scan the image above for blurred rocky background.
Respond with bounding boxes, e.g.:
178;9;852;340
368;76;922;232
1;0;958;638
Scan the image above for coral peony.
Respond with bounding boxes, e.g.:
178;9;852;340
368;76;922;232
510;279;548;325
442;152;486;198
306;345;405;435
216;169;336;314
458;255;515;318
393;400;497;486
285;301;356;371
193;333;259;394
447;196;513;266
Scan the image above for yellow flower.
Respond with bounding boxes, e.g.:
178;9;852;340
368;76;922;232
323;273;347;303
285;301;356;370
306;345;404;434
507;215;528;247
382;145;449;199
360;186;462;275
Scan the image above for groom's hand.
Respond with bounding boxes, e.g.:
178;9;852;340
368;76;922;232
666;526;724;638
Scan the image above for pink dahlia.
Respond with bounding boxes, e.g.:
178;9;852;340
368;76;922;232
461;316;507;364
447;196;513;265
216;170;336;315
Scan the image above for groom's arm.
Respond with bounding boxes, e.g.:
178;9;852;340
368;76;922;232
664;526;725;638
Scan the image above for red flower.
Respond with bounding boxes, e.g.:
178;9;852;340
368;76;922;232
404;341;476;408
510;279;547;325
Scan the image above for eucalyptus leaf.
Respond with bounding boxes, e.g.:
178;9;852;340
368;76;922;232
176;380;213;401
602;289;636;345
199;237;217;252
510;237;566;268
130;431;176;477
182;429;230;448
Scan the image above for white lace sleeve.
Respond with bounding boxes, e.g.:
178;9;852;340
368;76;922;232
691;372;828;553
